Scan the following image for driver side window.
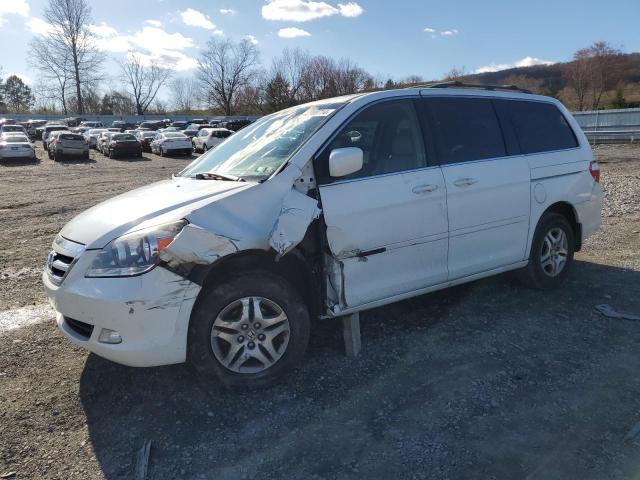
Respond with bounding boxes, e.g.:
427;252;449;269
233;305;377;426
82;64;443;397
317;98;427;184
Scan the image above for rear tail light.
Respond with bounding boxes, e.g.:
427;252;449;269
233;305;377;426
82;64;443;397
589;160;600;183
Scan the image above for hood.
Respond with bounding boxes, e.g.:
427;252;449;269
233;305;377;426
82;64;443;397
60;177;252;248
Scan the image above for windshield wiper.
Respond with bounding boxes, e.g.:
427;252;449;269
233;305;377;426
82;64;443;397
193;172;245;182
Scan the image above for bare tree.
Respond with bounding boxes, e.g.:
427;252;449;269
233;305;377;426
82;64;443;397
564;55;590;111
170;77;199;113
444;66;468;81
120;53;173;115
33;0;104;114
197;38;260;115
29;38;74;114
565;41;624;110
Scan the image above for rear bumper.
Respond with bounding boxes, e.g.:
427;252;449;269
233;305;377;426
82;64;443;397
0;149;35;159
575;182;603;241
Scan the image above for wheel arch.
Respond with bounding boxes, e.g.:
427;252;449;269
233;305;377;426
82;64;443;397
192;248;322;322
538;201;582;251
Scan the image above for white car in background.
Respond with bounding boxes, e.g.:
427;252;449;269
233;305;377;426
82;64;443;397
0;133;36;161
191;128;233;153
1;124;28;136
43;85;603;388
150;131;192;156
84;128;108;149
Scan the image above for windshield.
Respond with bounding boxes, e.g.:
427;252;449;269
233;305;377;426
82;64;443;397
178;102;344;181
3;136;28;143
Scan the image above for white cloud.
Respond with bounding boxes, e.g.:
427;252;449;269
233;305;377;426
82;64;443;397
0;0;29;25
179;8;223;34
90;22;119;38
337;2;363;17
278;27;311;38
475;56;554;73
440;29;458;36
130;26;194;51
129;50;198;71
25;17;56;36
245;34;259;45
146;19;162;27
219;8;236;15
262;0;363;22
423;27;436;33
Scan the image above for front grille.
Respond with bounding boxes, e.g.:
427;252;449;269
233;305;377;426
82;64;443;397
46;235;85;286
65;317;94;339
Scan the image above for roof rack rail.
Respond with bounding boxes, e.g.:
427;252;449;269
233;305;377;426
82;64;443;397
421;81;533;94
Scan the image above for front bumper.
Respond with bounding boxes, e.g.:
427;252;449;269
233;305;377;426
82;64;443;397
43;249;201;367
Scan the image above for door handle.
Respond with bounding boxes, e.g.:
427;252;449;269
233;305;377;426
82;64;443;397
412;184;438;194
453;178;478;187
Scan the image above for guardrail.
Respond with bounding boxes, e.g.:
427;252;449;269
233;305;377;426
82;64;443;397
583;130;640;144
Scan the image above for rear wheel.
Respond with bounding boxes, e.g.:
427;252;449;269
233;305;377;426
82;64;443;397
188;271;310;389
518;212;575;290
203;144;209;152
108;149;114;159
159;147;165;157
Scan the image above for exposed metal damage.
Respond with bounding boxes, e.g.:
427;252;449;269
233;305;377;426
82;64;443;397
269;188;322;259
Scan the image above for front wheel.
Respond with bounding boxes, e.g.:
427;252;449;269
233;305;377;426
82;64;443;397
518;212;575;290
188;271;310;389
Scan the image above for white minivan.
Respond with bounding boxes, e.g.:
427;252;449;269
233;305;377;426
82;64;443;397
43;84;603;387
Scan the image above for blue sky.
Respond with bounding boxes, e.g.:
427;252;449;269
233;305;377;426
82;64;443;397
0;0;639;89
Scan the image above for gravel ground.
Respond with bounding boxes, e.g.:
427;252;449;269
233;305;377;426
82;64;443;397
1;143;640;479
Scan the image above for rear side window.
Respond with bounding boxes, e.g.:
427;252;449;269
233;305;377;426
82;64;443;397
424;97;506;164
504;100;578;154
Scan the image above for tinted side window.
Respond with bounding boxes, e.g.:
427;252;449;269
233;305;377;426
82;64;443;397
505;100;578;154
317;99;427;183
425;97;506;164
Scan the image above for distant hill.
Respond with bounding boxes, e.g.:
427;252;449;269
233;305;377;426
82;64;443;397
459;52;640;110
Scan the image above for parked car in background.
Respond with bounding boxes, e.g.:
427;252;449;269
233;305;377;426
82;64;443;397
0;124;29;136
185;123;210;132
85;129;108;149
0;118;17;127
150;131;192;156
220;119;253;131
47;131;89;161
181;127;199;139
189;118;207;124
135;130;156;152
0;133;36;161
26;120;47;139
111;121;136;132
170;121;188;130
107;133;142;158
139;121;164;131
79;121;104;129
191;127;233;152
42;125;68;151
97;131;118;154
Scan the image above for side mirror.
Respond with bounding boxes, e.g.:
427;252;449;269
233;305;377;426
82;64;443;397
329;147;363;178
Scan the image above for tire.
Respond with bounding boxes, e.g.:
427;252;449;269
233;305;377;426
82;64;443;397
159;147;164;157
518;212;575;290
84;152;90;161
188;270;310;389
53;151;61;162
108;149;114;159
203;144;209;152
192;142;197;153
48;150;53;160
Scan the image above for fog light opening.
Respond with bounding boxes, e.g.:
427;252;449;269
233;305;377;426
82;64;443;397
98;328;122;344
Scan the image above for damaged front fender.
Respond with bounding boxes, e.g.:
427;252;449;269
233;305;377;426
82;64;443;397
159;224;238;269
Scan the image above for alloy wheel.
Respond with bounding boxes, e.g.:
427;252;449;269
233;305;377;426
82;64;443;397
540;227;568;277
210;296;291;374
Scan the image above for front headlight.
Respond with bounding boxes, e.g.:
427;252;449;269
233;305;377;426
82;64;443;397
85;220;187;277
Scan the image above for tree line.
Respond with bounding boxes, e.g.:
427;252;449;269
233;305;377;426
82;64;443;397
3;0;637;116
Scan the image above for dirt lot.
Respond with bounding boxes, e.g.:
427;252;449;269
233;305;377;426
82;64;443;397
1;143;640;479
